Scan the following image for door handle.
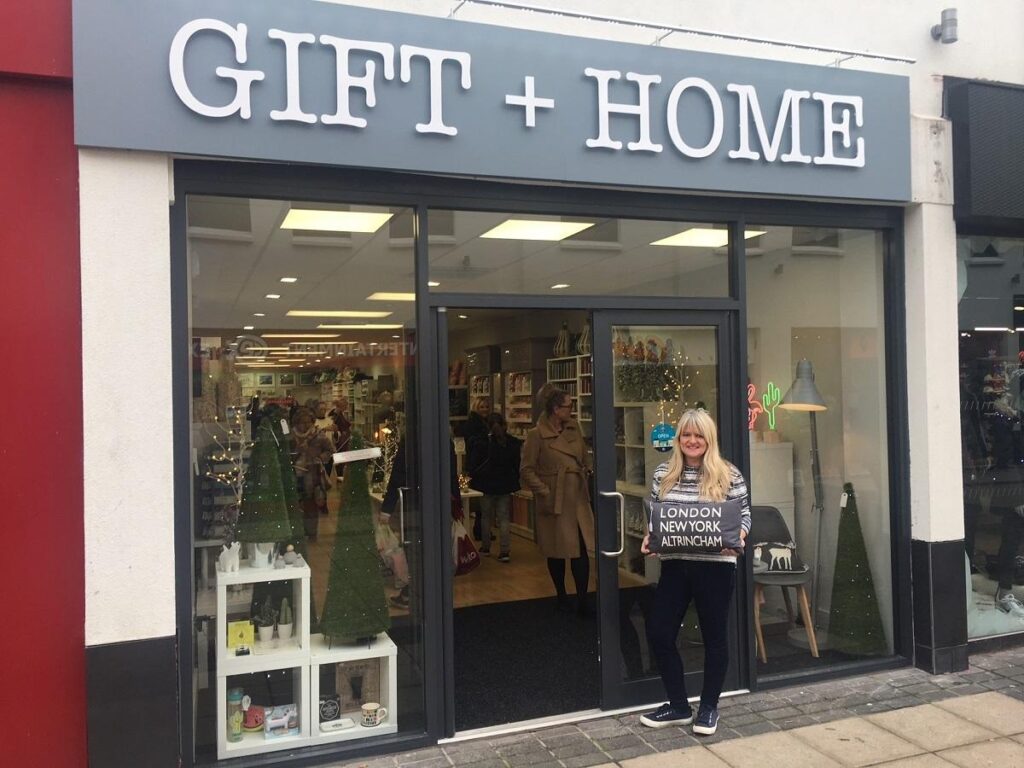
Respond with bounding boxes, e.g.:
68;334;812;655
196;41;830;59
599;491;625;557
397;486;409;545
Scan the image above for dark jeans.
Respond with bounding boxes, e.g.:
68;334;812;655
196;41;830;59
647;559;736;710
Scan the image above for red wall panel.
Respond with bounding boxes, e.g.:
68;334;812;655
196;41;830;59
0;0;72;78
0;77;85;766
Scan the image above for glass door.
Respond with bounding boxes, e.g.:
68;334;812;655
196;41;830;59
591;311;746;710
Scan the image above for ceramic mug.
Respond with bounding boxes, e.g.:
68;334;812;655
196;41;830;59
360;702;387;727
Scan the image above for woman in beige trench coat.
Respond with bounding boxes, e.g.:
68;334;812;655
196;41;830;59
520;383;596;613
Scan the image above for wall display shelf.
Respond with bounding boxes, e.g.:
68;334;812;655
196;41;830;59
546;355;593;436
504;370;538;438
469;374;491;398
612;401;663;583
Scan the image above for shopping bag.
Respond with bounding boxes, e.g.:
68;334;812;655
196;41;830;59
452;517;481;575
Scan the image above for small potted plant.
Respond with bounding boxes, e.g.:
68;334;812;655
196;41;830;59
277;597;294;641
253;595;278;643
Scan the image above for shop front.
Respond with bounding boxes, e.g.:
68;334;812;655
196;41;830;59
948;78;1024;646
75;1;913;765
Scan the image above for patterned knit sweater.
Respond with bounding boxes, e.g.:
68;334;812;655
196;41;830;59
648;462;751;564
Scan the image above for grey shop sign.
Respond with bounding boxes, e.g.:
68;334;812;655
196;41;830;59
73;0;910;202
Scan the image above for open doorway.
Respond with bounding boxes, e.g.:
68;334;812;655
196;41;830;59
447;308;599;731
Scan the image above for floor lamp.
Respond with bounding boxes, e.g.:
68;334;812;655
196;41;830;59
779;359;830;651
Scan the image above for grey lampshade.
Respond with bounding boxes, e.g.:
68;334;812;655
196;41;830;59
779;359;827;411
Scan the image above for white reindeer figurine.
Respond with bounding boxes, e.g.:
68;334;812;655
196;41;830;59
218;542;240;573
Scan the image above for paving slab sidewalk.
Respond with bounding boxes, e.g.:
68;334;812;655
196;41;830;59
330;646;1024;768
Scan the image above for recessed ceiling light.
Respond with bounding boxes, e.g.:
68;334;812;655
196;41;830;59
281;209;393;232
287;310;392;318
1015;306;1024;311
550;283;570;290
974;327;1011;332
243;325;254;330
253;312;265;317
366;292;415;301
317;323;404;330
457;314;468;319
427;281;441;287
263;333;339;339
368;342;379;346
650;228;766;248
315;359;321;362
392;334;401;339
480;219;595;241
265;293;281;299
279;277;298;283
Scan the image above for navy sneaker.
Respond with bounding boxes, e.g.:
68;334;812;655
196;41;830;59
692;704;719;735
639;703;693;728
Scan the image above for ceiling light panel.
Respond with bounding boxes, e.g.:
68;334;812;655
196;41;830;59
317;323;404;330
262;333;339;339
480;220;595;241
366;292;415;301
650;228;766;248
287;310;392;318
281;210;393;232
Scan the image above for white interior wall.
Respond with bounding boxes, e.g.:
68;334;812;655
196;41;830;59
81;149;176;645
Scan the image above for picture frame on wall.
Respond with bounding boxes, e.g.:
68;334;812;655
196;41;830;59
299;372;316;386
279;372;296;386
257;373;275;387
237;373;254;387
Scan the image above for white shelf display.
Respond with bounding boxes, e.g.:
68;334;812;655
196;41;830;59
504;370;536;438
546;355;593;427
612;403;675;584
213;561;399;758
310;633;398;743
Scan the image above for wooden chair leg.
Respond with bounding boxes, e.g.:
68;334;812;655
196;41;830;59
753;583;767;663
796;586;820;658
781;586;795;626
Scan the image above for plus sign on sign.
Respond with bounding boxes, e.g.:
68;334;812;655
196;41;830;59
74;0;910;201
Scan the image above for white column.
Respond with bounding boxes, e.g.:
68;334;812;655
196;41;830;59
904;114;962;543
81;149;176;645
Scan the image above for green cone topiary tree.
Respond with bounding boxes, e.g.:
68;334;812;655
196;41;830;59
319;433;390;644
235;418;293;543
828;482;888;656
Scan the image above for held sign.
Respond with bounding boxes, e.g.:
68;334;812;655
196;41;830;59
644;498;744;554
73;0;911;201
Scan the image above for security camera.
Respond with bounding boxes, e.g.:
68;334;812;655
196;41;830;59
931;8;958;44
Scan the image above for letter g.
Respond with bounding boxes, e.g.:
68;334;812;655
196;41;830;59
170;19;266;119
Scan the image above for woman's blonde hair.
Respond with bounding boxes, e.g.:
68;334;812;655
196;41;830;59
658;409;731;502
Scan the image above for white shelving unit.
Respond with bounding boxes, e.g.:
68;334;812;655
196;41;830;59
215;562;312;760
504;370;536;438
309;633;398;743
546;355;592;444
214;561;400;759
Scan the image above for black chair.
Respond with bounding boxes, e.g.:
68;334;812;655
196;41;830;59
748;505;819;661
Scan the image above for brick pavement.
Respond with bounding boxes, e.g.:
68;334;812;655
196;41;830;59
330;645;1024;768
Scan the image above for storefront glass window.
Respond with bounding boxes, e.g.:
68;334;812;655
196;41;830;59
429;211;731;296
746;225;894;674
958;235;1024;639
187;196;426;761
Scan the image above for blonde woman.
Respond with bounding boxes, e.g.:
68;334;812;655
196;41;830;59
639;408;749;736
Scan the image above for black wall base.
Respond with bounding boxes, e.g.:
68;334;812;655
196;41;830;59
87;635;178;767
911;539;969;674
